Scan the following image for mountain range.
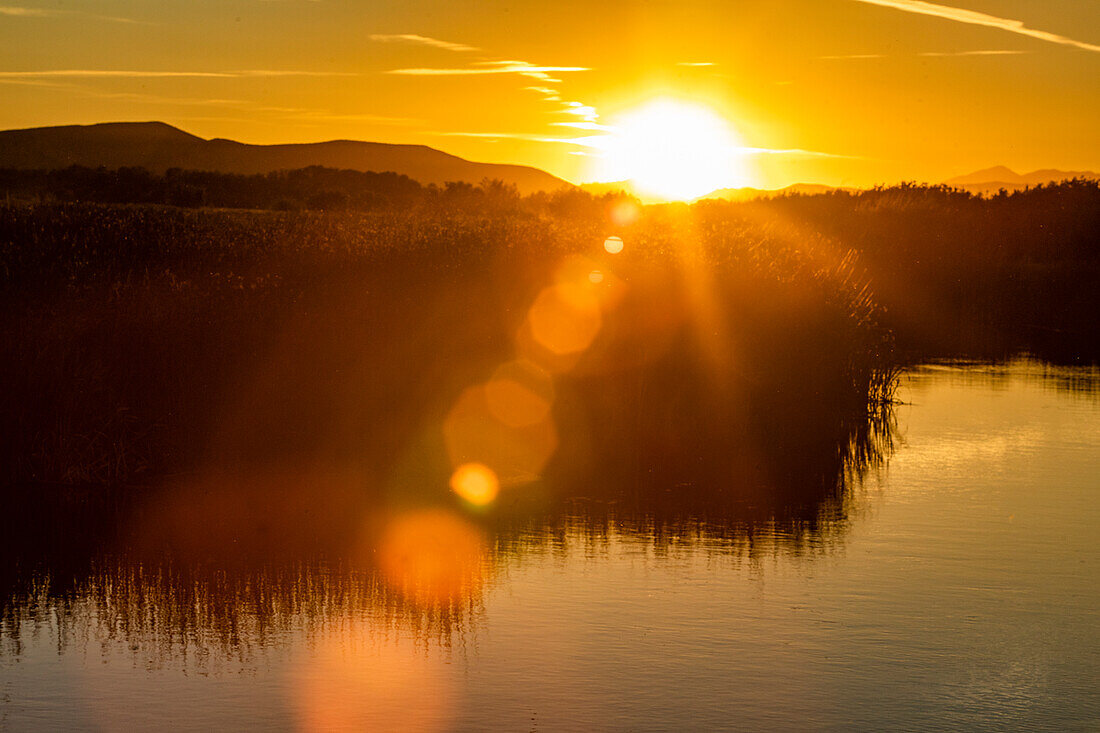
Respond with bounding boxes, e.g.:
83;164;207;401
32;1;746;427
0;121;569;194
0;121;1094;200
697;167;1097;201
940;166;1099;196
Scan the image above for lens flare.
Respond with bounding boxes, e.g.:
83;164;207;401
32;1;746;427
526;282;602;355
589;269;604;284
449;462;500;506
609;200;640;227
377;509;486;602
443;385;558;482
604;236;624;254
485;360;554;428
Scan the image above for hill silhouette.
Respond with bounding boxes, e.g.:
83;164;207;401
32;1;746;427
943;166;1098;196
697;167;1097;202
0;121;570;194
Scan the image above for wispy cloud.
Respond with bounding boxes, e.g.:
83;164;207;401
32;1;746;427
822;48;1028;59
0;6;48;15
559;101;598;122
850;0;1100;53
524;86;561;101
736;147;859;159
433;130;859;161
2;81;419;127
283;111;421;126
918;49;1026;56
369;34;479;52
386;60;589;83
550;121;612;131
431;131;575;144
0;69;356;79
390;49;599;141
676;62;716;67
0;5;148;24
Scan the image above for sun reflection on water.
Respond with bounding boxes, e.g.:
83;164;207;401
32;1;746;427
377;509;487;603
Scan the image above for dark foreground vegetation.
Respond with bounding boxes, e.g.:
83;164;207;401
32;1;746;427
0;195;892;495
2;173;1096;632
0;175;1095;504
5;164;1096;357
711;179;1100;359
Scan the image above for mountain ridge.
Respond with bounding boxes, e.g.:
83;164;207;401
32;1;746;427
696;167;1097;202
0;121;571;194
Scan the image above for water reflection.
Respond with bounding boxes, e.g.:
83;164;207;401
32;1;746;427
909;358;1100;398
3;360;1099;729
1;372;895;659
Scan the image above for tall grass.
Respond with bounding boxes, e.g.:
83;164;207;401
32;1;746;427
0;199;893;496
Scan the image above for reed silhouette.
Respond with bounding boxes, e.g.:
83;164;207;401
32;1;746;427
3;175;1094;654
0;188;902;651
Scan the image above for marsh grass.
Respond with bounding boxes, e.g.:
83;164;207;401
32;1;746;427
0;198;893;497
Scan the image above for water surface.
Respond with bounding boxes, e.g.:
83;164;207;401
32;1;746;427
2;360;1098;731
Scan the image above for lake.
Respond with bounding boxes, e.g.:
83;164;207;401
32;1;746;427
1;359;1097;731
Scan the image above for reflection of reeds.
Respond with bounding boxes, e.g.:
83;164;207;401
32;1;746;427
2;556;484;666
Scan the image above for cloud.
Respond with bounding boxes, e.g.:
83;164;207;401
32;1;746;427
736;147;860;159
431;131;575;144
0;5;147;24
917;49;1027;56
391;53;600;137
850;0;1100;53
560;101;599;122
821;49;1028;59
386;60;589;83
0;70;235;78
235;69;358;77
431;130;859;163
0;69;356;79
525;87;561;102
369;34;479;52
0;6;49;15
676;62;716;67
550;121;612;131
283;111;421;125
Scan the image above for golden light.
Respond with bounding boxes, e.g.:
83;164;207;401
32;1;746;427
603;236;624;254
377;509;486;602
526;282;602;356
449;462;500;506
595;98;749;201
485;360;554;428
443;384;558;482
588;269;604;284
295;624;455;733
609;200;640;227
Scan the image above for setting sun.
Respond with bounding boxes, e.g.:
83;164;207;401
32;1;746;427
595;99;750;201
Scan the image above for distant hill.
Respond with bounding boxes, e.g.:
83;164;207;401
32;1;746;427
944;166;1098;196
0;121;571;194
700;183;843;201
700;168;1099;202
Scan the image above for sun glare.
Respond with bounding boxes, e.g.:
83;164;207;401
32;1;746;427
596;99;749;201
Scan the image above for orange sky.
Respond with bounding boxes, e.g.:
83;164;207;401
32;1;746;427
1;0;1097;189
